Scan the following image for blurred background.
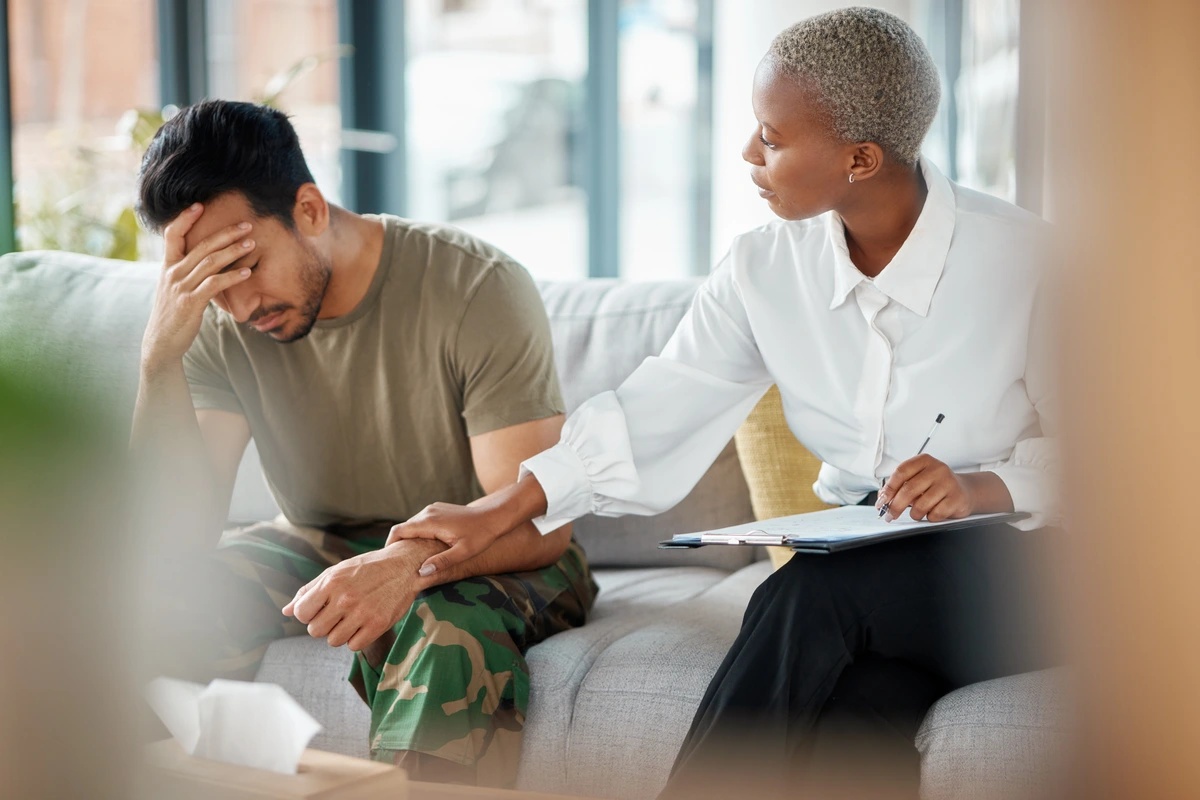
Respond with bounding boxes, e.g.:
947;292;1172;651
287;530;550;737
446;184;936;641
0;0;1033;280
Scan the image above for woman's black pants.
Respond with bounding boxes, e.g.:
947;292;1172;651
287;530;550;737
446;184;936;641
662;524;1060;800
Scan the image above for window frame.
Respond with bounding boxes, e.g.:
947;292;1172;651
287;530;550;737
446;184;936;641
159;0;208;106
0;0;13;255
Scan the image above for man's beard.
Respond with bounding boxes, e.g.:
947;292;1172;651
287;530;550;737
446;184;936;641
250;251;332;343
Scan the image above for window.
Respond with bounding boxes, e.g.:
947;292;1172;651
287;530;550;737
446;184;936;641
405;0;588;281
1;0;716;276
618;0;709;279
8;0;158;257
206;0;344;204
955;0;1019;200
919;0;1020;202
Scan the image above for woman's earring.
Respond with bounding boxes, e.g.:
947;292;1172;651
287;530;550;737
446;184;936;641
848;173;855;184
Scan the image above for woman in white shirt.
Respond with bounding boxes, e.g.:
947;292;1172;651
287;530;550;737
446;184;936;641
389;7;1058;797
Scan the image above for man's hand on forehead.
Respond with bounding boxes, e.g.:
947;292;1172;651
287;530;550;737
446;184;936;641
139;203;258;371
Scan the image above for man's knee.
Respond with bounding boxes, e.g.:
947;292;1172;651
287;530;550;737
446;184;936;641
361;580;526;698
355;585;528;781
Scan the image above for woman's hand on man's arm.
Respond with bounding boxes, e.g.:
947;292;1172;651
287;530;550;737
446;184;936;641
388;413;564;578
387;473;554;576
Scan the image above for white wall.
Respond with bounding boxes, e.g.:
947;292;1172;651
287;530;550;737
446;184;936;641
709;0;914;263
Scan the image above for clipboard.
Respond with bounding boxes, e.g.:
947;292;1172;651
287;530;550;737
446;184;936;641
659;506;1031;554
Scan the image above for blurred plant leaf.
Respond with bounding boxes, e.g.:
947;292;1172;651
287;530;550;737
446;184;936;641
118;107;169;152
257;45;354;108
107;207;140;261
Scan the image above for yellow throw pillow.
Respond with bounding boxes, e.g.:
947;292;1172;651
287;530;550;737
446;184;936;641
734;386;833;568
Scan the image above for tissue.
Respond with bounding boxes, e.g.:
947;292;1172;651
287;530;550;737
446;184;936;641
146;677;323;774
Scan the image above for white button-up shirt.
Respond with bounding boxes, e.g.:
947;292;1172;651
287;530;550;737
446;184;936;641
522;159;1058;533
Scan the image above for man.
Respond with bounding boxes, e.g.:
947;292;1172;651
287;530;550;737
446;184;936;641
130;99;597;787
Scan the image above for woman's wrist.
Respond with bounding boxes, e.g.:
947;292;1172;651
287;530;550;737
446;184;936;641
961;471;1015;515
473;474;550;538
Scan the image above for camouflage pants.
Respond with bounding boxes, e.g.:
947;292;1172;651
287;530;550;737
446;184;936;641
205;518;598;787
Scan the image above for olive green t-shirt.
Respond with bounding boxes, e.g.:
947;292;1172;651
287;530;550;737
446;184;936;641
183;215;564;528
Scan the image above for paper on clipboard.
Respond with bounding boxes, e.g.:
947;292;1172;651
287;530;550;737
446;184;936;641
661;505;1028;552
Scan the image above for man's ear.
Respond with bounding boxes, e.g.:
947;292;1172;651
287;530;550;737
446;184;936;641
292;183;329;237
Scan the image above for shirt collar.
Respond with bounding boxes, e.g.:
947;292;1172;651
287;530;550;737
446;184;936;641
826;157;957;317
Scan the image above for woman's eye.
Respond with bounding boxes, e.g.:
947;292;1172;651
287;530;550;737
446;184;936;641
759;133;776;150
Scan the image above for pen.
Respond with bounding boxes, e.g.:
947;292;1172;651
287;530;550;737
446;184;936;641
879;413;946;518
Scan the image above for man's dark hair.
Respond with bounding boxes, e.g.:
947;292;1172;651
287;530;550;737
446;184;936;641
135;100;315;233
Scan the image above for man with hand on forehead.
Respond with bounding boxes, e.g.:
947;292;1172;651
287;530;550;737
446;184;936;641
131;99;597;787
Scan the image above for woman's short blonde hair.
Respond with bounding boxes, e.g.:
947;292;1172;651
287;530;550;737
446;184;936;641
769;7;940;164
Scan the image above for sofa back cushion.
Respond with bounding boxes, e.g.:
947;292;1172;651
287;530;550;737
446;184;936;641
538;280;756;570
0;250;155;430
0;252;755;570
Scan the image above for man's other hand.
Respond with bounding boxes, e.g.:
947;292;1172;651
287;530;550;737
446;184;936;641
282;546;423;652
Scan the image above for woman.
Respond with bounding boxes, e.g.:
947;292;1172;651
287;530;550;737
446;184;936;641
393;7;1059;798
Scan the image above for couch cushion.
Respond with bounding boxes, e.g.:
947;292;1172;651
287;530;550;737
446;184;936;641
538;279;702;411
540;279;756;571
254;634;373;759
523;561;773;798
916;668;1070;800
572;440;754;570
0;250;282;521
0;250;155;431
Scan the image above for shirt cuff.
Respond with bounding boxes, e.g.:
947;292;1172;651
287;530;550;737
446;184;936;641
519;442;594;535
990;463;1056;530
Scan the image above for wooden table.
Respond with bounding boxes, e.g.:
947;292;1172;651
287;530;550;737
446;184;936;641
141;740;593;800
409;782;586;800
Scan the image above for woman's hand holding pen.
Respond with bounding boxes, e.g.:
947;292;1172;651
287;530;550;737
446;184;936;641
875;455;1013;522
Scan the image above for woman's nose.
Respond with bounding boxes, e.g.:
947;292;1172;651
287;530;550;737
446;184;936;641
742;132;764;165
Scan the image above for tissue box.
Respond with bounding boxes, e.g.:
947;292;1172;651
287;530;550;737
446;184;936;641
139;739;408;800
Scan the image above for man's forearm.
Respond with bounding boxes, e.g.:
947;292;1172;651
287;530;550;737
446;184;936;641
131;359;223;542
132;359;200;449
398;521;571;588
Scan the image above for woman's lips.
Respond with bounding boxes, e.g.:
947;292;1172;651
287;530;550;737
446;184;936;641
751;177;775;198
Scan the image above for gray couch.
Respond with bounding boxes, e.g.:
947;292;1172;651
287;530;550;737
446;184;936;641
0;250;1067;799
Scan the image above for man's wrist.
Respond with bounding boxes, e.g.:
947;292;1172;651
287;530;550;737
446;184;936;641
140;351;183;383
386;538;448;588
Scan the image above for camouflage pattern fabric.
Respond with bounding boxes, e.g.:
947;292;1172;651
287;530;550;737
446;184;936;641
206;518;598;786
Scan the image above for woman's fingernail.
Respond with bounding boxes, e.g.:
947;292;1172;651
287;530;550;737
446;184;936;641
419;564;436;577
